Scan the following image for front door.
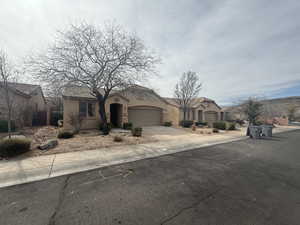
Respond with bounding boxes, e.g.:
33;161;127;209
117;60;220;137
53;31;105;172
110;104;122;127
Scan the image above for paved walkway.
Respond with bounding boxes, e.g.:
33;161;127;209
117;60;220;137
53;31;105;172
0;126;298;188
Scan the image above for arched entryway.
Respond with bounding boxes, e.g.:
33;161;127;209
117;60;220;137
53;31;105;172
110;103;123;128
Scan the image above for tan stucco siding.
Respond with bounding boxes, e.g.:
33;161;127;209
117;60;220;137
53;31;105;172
29;88;46;112
125;89;178;125
105;95;129;124
165;104;180;125
0;88;31;125
63;98;100;130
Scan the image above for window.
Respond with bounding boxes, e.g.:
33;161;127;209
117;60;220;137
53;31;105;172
79;102;95;118
88;102;95;117
79;102;87;117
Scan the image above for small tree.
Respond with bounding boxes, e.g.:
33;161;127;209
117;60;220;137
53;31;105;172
174;71;202;120
0;50;18;138
242;98;263;125
242;98;263;135
29;22;158;134
287;105;298;122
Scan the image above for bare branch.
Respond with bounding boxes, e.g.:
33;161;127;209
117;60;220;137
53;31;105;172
173;71;202;120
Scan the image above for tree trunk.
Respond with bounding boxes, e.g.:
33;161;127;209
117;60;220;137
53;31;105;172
95;91;109;135
183;107;187;120
7;112;12;139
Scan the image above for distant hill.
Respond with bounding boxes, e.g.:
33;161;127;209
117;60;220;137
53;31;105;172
224;96;300;121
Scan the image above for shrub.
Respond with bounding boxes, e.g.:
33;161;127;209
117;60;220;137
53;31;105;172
213;121;226;130
132;127;143;137
180;120;194;128
213;128;219;133
57;130;74;139
195;122;208;126
99;123;112;135
0;138;31;157
50;112;63;126
0;120;16;133
68;113;84;134
113;136;123;142
164;121;172;127
227;122;236;131
123;122;133;130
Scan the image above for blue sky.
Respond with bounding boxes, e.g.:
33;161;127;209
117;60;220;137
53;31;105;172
272;82;300;99
0;0;299;105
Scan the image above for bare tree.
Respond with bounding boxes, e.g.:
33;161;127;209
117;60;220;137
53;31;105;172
174;71;202;120
29;22;158;134
0;50;19;138
241;98;263;135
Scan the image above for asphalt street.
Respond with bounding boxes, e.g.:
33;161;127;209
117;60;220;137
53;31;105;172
0;130;300;225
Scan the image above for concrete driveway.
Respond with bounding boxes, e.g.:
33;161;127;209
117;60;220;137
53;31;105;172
142;126;197;141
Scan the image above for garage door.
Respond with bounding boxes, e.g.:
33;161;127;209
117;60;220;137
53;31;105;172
204;111;218;127
128;106;162;127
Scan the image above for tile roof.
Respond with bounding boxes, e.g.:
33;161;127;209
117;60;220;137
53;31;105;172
164;97;215;107
0;82;40;96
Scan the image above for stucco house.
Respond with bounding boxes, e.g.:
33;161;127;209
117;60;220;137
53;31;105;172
0;82;47;127
63;85;223;130
165;97;224;126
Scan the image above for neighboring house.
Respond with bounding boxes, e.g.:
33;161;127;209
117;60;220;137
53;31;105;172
222;106;245;121
0;82;47;127
63;85;223;130
165;97;224;127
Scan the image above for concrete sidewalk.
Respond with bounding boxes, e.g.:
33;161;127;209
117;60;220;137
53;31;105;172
0;126;299;188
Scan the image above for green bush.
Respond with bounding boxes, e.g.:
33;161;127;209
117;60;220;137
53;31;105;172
123;122;133;130
195;122;208;126
0;138;31;157
180;120;194;128
213;128;219;133
50;112;63;126
57;130;74;139
0;120;16;133
227;122;236;130
213;121;226;130
164;121;172;127
132;127;143;137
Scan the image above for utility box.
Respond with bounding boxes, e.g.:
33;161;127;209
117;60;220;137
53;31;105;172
249;126;261;139
261;125;273;137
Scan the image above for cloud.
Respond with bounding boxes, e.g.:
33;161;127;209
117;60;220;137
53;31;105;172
0;0;299;104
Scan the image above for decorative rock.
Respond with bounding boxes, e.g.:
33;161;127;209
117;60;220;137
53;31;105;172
38;139;58;150
57;120;63;127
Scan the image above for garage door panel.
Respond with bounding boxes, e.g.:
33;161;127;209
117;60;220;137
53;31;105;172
128;107;162;127
205;111;218;127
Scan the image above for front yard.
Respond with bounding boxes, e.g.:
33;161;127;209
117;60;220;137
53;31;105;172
2;123;287;159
